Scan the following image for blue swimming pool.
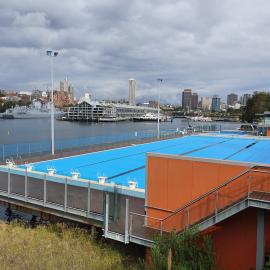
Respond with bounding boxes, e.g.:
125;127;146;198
20;135;270;189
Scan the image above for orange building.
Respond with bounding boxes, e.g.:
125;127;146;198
146;153;270;270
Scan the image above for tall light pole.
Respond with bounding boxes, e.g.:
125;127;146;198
157;78;164;139
46;50;58;156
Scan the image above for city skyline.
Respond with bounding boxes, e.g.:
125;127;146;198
1;1;270;103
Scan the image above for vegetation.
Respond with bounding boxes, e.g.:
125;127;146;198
150;228;215;270
242;92;270;123
0;222;140;270
0;100;16;113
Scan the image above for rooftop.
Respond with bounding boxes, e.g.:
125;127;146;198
18;134;270;193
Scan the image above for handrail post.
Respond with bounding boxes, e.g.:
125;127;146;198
87;181;91;217
129;214;133;236
124;198;129;244
215;191;219;216
43;174;47;206
25;168;28;201
104;193;109;238
248;173;252;199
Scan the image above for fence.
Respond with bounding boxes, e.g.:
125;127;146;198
0;125;221;162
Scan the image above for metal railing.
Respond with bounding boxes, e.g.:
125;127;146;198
126;165;270;244
0;166;127;222
159;165;270;233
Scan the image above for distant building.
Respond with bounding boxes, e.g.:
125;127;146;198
211;95;221;112
60;77;73;93
32;90;43;100
227;93;238;106
240;93;252;106
182;89;192;111
54;77;75;107
201;97;212;111
191;92;198;110
129;78;136;106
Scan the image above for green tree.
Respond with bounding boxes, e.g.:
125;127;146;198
242;92;270;123
150;227;215;270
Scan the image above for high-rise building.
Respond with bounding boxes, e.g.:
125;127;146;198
191;92;198;110
182;89;192;110
201;97;212;111
129;78;136;106
60;76;73;93
211;95;221;112
240;93;252;106
227;93;238;106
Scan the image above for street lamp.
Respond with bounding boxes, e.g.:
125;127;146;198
157;78;164;139
46;50;58;156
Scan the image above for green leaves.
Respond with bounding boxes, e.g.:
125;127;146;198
150;227;215;270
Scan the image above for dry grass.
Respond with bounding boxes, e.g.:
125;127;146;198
0;222;140;270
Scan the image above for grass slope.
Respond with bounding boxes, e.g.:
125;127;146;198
0;222;140;270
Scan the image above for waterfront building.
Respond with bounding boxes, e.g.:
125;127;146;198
66;93;158;121
182;89;192;111
201;96;212;111
129;78;136;106
227;93;238;106
211;95;221;112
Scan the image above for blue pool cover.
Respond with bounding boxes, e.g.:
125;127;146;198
21;135;270;189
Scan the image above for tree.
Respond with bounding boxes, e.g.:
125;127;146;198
242;92;270;123
150;227;215;270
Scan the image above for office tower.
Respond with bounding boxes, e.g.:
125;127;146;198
191;92;198;110
201;97;212;111
227;93;238;106
129;78;136;106
182;89;192;110
211;95;221;112
240;93;252;106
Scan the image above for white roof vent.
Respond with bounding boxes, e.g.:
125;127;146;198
128;181;137;189
6;159;15;168
98;176;108;184
26;165;34;172
71;170;80;180
47;167;56;175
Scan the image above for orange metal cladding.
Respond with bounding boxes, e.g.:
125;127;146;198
147;155;249;221
267;127;270;136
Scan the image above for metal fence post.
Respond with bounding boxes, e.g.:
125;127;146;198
43;174;47;206
25;168;28;201
124;198;129;244
104;193;109;238
8;168;10;197
64;177;68;212
87;181;91;217
2;145;4;162
16;144;19;158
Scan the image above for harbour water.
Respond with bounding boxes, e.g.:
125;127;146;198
0;118;241;145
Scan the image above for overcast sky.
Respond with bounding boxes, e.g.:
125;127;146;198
1;0;270;103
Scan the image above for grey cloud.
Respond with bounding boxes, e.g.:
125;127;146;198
1;0;270;103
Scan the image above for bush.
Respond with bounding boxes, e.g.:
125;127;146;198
150;227;215;270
